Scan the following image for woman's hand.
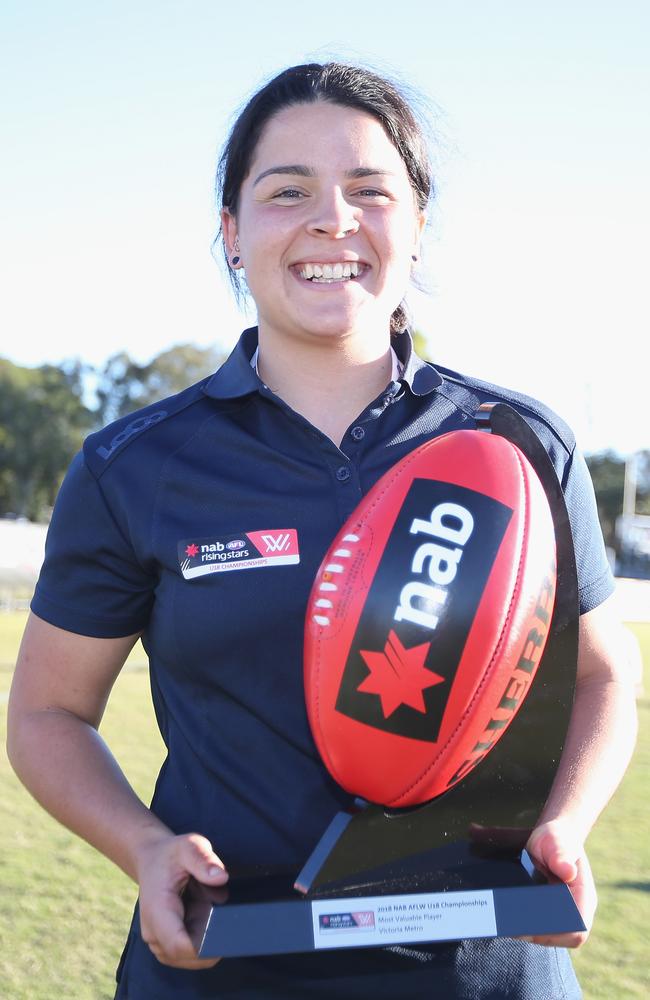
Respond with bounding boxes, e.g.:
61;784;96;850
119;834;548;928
467;820;596;949
135;831;229;969
522;819;597;949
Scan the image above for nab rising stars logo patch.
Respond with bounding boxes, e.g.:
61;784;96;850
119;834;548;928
178;529;299;579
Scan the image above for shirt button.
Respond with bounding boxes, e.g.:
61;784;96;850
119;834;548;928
336;466;352;482
350;425;365;441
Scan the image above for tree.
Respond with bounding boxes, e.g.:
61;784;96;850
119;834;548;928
0;359;92;519
0;344;225;521
96;343;224;425
585;451;627;550
634;451;650;515
585;450;650;551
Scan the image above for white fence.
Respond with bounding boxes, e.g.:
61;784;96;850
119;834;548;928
0;520;48;605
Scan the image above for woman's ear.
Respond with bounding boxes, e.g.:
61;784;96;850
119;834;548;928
413;210;426;260
221;209;240;265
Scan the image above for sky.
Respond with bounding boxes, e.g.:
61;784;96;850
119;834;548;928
2;1;648;455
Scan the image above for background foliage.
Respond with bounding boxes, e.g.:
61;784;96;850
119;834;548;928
0;359;91;521
0;345;223;520
1;339;649;572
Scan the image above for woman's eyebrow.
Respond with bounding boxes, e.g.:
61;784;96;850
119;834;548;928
252;165;395;186
253;165;315;186
346;167;395;179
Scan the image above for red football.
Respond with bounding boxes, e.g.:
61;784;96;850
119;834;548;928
304;429;556;807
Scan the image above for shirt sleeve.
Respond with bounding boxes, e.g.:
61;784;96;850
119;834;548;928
562;445;615;614
31;452;155;638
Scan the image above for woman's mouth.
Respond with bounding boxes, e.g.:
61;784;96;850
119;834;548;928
296;262;365;283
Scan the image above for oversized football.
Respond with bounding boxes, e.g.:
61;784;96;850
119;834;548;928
304;429;556;807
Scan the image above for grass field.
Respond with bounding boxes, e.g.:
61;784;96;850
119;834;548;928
1;613;648;999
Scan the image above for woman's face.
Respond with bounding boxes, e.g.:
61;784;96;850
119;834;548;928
223;101;425;348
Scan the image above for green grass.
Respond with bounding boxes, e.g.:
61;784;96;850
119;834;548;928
1;614;648;999
0;610;149;673
572;622;650;998
0;653;165;1000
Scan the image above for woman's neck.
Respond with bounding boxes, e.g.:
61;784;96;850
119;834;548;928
256;330;395;448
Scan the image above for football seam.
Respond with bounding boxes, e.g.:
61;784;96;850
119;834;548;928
388;444;530;806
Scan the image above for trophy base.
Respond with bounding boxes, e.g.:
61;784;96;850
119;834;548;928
191;846;584;958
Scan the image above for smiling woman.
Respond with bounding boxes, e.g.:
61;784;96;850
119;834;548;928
216;64;431;445
6;61;637;1000
222;102;423;416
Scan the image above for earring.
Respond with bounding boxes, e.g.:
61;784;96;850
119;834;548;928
232;256;241;265
411;254;418;262
232;237;241;267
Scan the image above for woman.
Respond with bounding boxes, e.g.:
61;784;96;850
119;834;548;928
7;62;637;998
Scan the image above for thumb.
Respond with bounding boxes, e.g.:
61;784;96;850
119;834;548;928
544;847;579;884
182;834;229;885
528;823;580;884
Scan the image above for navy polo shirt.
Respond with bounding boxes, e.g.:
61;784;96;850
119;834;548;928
32;327;604;998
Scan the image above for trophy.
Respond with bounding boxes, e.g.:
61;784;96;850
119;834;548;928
189;403;585;958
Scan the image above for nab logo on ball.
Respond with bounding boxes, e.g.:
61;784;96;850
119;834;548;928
335;480;512;742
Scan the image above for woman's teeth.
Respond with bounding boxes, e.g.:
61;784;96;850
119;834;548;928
299;262;361;282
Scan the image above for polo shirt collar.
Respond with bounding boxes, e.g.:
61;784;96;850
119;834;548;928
392;329;443;396
202;326;442;400
202;327;260;400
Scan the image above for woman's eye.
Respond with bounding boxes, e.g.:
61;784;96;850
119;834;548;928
356;188;389;200
273;188;304;200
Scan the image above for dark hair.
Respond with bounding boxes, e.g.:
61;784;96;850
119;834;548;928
215;62;434;333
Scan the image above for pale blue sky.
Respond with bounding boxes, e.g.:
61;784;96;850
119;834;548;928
2;1;648;453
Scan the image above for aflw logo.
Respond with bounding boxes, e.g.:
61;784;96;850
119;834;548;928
260;532;292;553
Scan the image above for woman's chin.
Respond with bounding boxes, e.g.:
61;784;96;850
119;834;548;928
288;302;393;344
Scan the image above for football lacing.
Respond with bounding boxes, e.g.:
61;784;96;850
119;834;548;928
312;531;362;627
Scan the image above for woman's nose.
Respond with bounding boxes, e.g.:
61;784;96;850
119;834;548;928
307;189;360;238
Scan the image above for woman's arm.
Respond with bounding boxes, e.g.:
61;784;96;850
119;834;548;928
524;594;639;946
6;612;228;969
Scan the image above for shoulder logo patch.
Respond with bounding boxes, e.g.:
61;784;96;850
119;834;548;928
95;411;168;461
178;529;299;579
